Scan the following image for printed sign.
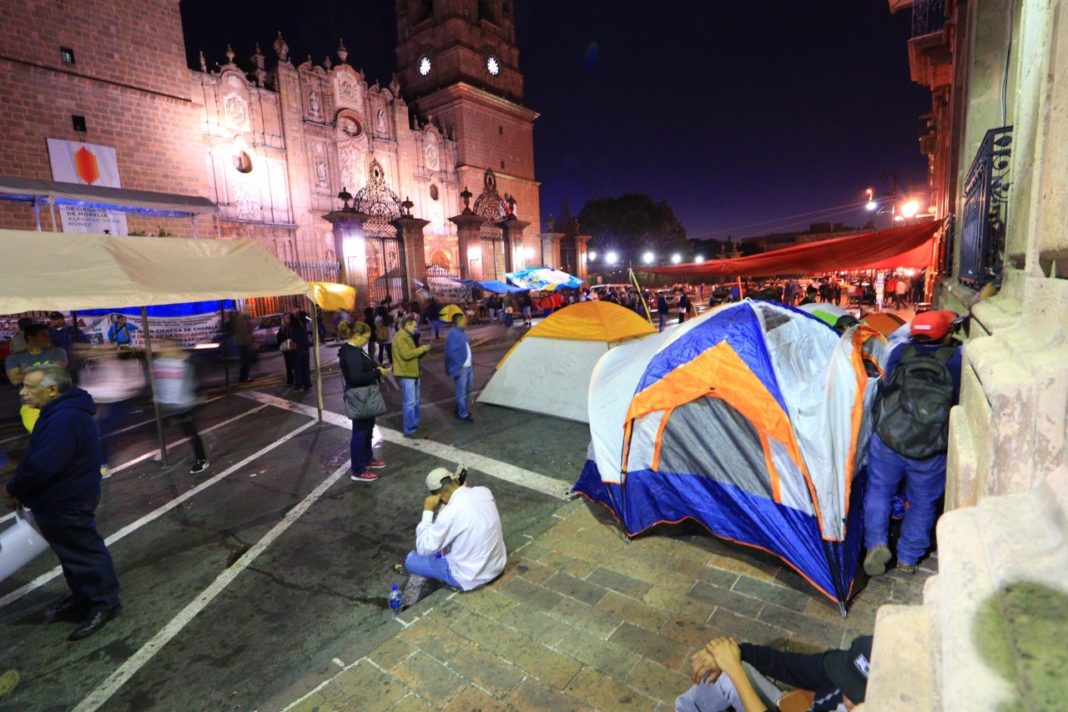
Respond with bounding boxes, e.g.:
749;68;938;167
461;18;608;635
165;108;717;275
46;139;129;235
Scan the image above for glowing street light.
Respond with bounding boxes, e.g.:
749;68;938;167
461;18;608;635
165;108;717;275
641;251;655;265
695;254;705;264
865;188;878;212
671;253;682;264
588;250;598;262
605;251;619;265
900;199;921;219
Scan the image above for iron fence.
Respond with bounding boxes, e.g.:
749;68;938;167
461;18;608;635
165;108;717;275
912;0;946;36
959;126;1012;288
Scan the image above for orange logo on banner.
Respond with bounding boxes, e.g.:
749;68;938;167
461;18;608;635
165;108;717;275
73;146;100;185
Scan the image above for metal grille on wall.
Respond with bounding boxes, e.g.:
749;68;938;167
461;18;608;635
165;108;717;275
353;159;408;306
474;169;508;280
959;126;1012;288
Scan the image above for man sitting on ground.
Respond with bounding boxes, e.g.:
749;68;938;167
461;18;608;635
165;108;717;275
678;635;873;712
401;466;506;606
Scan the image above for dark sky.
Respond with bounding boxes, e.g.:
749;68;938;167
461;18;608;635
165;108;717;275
180;1;930;241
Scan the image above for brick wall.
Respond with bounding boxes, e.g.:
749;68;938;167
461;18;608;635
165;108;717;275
0;0;191;101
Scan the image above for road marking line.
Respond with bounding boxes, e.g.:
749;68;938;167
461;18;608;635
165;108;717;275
72;460;350;712
0;403;272;527
0;419;318;610
239;391;569;501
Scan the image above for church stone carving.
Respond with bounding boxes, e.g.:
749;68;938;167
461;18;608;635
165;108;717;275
223;94;249;130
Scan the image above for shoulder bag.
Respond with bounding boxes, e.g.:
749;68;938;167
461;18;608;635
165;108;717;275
340;347;386;419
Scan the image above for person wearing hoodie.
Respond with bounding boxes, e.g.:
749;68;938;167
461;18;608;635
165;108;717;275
4;365;121;641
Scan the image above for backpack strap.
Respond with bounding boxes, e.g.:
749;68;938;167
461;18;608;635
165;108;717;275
933;345;957;365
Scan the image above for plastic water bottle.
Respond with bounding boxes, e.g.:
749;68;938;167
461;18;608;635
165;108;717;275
388;584;402;615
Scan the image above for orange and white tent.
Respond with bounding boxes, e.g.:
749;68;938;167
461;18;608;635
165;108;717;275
478;301;655;422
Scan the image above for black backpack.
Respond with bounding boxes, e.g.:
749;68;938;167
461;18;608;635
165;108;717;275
874;345;957;459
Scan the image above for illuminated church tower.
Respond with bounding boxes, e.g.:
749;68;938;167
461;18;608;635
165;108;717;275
395;0;541;237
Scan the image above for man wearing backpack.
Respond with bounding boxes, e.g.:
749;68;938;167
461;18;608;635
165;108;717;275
864;310;962;576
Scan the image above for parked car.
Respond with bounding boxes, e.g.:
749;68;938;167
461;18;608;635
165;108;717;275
251;313;285;350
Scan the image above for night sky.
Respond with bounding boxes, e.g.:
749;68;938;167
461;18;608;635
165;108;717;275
180;0;929;240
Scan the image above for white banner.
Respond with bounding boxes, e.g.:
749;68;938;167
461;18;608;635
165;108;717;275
82;312;222;350
46;138;128;235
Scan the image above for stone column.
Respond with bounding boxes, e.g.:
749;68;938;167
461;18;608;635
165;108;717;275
323;209;372;309
540;232;563;269
500;218;530;271
448;212;486;280
575;234;592;281
391;216;430;297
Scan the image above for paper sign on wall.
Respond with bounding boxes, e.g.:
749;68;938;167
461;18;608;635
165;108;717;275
46;138;129;235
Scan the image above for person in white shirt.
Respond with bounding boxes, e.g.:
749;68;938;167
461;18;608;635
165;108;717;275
401;466;507;605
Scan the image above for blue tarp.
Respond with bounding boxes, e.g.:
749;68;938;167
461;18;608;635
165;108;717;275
75;300;235;317
450;278;527;294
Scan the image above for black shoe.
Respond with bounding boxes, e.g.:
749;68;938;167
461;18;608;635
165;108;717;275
46;596;89;623
68;605;121;641
458;415;474;423
190;459;209;475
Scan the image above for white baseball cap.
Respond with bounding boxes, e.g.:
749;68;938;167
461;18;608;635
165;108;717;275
425;466;461;492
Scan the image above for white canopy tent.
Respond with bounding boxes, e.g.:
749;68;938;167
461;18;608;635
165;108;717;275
0;229;322;462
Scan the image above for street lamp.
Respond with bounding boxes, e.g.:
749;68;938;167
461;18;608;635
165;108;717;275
865;188;878;212
605;251;619;265
900;199;921;219
588;250;597;262
642;251;655;265
671;253;682;264
695;254;705;264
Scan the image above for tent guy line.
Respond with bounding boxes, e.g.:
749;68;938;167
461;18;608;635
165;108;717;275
71;460;352;712
238;391;571;501
0;418;317;610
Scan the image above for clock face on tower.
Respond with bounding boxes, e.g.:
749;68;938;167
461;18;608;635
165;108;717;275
486;56;500;76
418;55;432;76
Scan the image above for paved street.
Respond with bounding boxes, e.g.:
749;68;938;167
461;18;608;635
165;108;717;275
0;320;933;711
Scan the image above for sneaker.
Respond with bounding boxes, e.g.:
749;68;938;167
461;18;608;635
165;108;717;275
190;460;209;475
351;470;379;483
863;545;892;577
896;562;918;575
368;459;386;469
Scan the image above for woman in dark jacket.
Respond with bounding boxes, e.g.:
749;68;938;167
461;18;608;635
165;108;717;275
338;321;388;482
288;312;313;391
277;316;296;386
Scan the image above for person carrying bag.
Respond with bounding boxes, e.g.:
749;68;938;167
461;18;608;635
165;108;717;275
337;321;389;483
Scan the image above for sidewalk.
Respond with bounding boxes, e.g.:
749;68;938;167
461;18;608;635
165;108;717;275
279;498;933;712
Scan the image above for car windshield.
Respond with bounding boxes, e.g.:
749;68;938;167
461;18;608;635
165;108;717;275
258;315;282;328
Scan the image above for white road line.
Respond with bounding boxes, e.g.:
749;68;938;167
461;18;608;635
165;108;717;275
0;402;269;527
239;391;569;501
0;419;318;610
73;460;351;712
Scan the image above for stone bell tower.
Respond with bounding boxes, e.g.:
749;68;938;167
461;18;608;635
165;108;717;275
394;0;541;239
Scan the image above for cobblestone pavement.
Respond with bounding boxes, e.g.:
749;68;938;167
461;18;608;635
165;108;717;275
280;498;935;712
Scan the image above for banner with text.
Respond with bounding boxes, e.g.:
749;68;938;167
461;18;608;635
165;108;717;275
46;138;128;235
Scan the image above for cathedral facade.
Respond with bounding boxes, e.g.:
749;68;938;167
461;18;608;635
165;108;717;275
0;0;543;308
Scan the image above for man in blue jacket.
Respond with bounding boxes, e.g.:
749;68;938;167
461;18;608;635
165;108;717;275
444;314;474;422
4;365;121;641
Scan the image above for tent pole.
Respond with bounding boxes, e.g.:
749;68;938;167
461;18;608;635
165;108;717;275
311;299;323;423
49;198;59;232
32;199;42;232
140;306;168;466
628;268;653;324
220;301;230;396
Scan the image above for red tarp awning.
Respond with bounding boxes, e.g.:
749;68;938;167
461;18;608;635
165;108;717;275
649;220;942;277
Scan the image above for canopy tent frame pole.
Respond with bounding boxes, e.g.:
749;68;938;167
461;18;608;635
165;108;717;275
31;198;42;232
220;301;230;396
310;299;323;423
627;269;653;324
140;306;168;466
48;197;58;232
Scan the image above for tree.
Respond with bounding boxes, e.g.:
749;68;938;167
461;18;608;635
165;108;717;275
577;194;687;253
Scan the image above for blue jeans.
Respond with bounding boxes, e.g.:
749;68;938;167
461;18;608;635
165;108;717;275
430;320;443;339
405;550;462;589
350;417;374;473
399;377;420;434
864;433;947;565
658;312;667;332
454;366;472;418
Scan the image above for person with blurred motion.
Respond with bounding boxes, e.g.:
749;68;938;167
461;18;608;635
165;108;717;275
6;324;68;433
226;311;255;383
4;365;121;641
151;341;209;474
337;321;388;482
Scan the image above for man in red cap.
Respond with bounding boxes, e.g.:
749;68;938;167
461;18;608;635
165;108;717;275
864;310;962;576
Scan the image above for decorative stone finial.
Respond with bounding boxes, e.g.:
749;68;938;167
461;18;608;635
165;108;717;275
389;74;401;96
324;55;332;71
251;42;265;69
460;186;473;214
224;44;235;65
401;196;414;217
338;187;353;211
273;31;290;62
198;50;207;73
337;38;348;64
